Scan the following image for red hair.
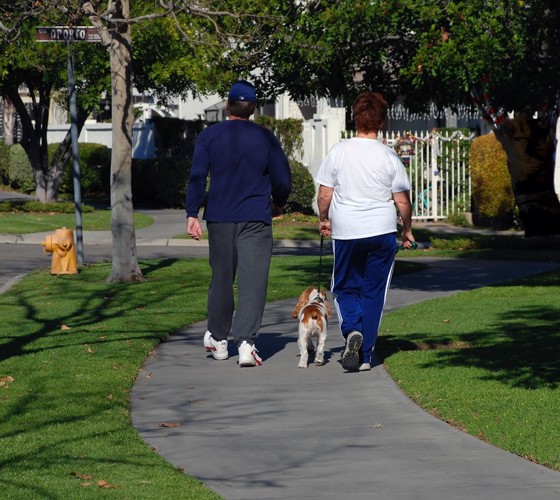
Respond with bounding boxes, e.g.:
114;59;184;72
352;91;388;133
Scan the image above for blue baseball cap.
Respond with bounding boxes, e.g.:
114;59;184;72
228;80;257;102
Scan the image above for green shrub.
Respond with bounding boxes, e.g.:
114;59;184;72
430;236;478;251
54;143;111;197
286;160;315;214
152;117;204;159
7;144;34;193
254;116;304;161
470;133;515;221
153;158;190;206
0;141;10;185
0;199;95;213
131;159;158;205
131;117;313;210
253;116;313;213
446;211;472;227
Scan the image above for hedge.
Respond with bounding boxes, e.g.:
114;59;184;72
54;143;111;197
7;144;35;193
470;133;515;223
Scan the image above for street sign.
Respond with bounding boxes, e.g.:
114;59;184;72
35;26;101;43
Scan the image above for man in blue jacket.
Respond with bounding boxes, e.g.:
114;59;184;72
185;80;292;367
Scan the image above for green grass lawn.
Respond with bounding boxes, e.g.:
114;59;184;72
277;217;560;264
173;213;321;240
0;210;153;233
379;268;560;471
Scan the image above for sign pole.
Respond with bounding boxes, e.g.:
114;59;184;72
36;26;102;265
67;43;84;265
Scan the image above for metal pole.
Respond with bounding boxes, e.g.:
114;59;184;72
430;133;439;220
67;43;84;265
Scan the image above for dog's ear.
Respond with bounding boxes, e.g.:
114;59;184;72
322;291;332;317
291;288;311;318
325;300;332;318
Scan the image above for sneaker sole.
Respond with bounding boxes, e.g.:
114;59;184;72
239;356;262;367
238;353;262;367
342;332;362;371
211;350;229;361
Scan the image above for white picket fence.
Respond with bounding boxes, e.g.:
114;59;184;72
342;129;476;221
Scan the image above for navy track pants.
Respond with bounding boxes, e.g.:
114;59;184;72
331;233;397;363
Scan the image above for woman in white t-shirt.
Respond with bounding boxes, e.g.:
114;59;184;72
315;91;415;372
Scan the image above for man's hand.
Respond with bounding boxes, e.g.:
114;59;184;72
271;203;283;218
187;217;202;240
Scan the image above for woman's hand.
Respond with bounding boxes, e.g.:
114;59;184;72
319;219;332;237
400;229;415;249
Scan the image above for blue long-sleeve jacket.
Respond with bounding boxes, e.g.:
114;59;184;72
185;119;292;224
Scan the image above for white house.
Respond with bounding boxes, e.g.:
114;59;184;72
44;89;348;176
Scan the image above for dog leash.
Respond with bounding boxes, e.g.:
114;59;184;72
317;234;324;298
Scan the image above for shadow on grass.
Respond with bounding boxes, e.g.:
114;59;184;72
0;256;339;365
378;304;560;390
424;305;560;389
0;256;426;366
140;257;181;277
0;266;190;364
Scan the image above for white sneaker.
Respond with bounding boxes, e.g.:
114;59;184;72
359;362;371;372
203;331;228;360
238;341;262;367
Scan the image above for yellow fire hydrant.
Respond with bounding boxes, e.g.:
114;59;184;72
41;227;78;275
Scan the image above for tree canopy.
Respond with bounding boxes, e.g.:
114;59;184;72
263;0;560;235
389;0;560;235
2;0;559;249
393;0;560;117
256;0;401;104
0;14;111;202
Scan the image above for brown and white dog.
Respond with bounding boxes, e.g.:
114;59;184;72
291;287;332;368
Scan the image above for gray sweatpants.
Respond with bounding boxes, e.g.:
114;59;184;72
206;221;272;346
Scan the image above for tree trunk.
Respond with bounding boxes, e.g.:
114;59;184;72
2;96;16;146
4;83;66;202
34;171;58;203
106;0;144;282
494;113;560;237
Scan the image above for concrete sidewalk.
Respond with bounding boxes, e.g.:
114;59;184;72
131;258;560;500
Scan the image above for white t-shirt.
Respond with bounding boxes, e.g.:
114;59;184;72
314;137;411;240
